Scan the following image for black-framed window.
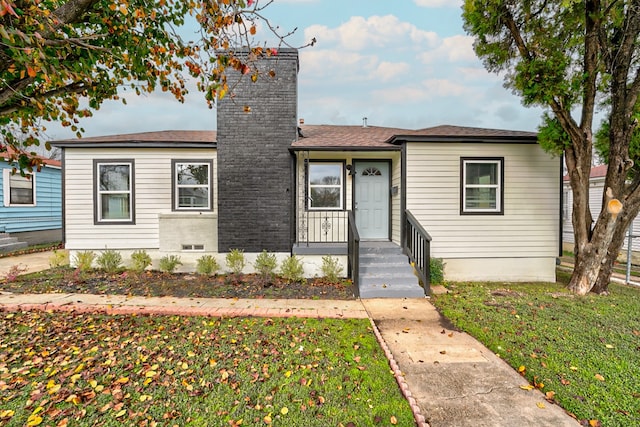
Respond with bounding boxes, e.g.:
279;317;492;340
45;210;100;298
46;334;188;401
94;160;135;224
308;161;344;210
3;169;35;206
172;160;213;211
460;157;504;215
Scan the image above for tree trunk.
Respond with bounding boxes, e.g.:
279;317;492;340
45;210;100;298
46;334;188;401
567;188;621;295
592;202;640;293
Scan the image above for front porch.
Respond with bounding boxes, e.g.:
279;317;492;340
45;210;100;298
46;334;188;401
292;211;430;298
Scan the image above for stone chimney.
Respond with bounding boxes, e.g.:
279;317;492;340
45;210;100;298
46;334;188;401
216;49;298;253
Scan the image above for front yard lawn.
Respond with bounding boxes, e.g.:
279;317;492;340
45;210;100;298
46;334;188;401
0;312;413;426
431;270;640;427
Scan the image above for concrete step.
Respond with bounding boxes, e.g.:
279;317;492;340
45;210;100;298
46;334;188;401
0;235;28;253
358;242;425;298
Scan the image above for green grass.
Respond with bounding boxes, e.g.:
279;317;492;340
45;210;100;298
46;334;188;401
431;271;640;427
0;242;63;259
0;312;413;426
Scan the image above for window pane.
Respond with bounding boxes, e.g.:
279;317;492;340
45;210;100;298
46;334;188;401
311;188;340;208
9;174;33;204
310;164;341;185
178;188;209;208
466;188;497;209
101;194;130;219
178;164;209;185
100;165;130;191
11;188;33;204
466;163;497;185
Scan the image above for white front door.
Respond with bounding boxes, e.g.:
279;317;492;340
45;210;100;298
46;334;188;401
355;161;390;240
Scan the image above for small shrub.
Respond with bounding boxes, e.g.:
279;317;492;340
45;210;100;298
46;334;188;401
130;250;152;273
197;255;220;275
430;257;445;285
4;264;27;282
320;255;343;282
226;249;246;275
96;249;123;273
280;255;305;284
73;251;95;271
49;250;69;268
254;250;278;281
159;255;182;273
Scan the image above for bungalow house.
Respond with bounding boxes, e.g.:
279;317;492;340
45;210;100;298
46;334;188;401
1;149;62;251
52;49;561;297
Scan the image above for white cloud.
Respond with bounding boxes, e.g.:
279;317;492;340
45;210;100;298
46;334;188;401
304;15;438;51
419;34;476;64
413;0;462;7
371;61;411;82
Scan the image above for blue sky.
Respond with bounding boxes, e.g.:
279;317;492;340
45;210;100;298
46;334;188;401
47;0;545;141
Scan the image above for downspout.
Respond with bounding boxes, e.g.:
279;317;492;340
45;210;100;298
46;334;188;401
559;154;564;257
60;148;66;246
289;149;297;254
401;142;407;249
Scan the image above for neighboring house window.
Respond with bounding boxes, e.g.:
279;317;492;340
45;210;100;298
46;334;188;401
460;157;504;215
172;160;212;211
3;169;36;207
308;162;344;209
94;160;134;224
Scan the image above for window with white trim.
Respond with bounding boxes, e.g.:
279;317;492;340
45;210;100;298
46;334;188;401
3;168;36;206
308;162;343;209
461;158;503;214
173;160;212;211
95;161;134;223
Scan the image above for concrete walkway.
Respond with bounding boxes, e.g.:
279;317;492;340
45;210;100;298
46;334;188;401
0;252;579;426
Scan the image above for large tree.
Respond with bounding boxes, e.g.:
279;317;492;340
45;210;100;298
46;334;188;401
1;0;291;170
463;0;640;294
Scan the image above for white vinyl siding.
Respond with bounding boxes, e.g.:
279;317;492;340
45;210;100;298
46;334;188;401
64;148;217;250
405;142;559;259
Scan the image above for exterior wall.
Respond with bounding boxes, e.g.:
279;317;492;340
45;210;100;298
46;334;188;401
217;49;298;253
0;163;62;234
63;147;217;251
293;150;400;244
405;142;560;281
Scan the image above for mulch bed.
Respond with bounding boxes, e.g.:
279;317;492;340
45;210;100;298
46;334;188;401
0;267;356;300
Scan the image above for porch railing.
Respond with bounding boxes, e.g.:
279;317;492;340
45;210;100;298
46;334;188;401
297;210;348;244
404;210;431;290
347;210;360;298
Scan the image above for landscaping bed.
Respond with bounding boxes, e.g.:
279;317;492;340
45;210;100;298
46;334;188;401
0;267;356;300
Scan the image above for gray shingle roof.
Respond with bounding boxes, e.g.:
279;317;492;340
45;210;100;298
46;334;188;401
292;124;538;149
52;130;216;147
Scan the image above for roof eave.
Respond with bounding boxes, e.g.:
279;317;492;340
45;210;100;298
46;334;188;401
387;135;539;145
289;146;401;152
51;141;217;149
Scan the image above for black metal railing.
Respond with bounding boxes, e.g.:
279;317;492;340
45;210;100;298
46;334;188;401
297;210;349;245
404;210;431;291
347;210;360;298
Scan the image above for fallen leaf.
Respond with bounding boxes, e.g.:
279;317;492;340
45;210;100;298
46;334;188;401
390;415;398;424
594;374;605;381
520;385;535;390
536;402;546;409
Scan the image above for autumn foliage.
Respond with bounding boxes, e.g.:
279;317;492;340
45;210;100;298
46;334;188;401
0;0;283;170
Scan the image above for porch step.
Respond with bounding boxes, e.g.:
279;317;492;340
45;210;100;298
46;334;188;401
358;242;425;299
0;233;28;253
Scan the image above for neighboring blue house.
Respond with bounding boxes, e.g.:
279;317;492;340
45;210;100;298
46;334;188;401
1;150;62;251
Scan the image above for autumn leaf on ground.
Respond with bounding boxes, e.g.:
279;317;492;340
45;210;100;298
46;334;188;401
594;374;605;381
